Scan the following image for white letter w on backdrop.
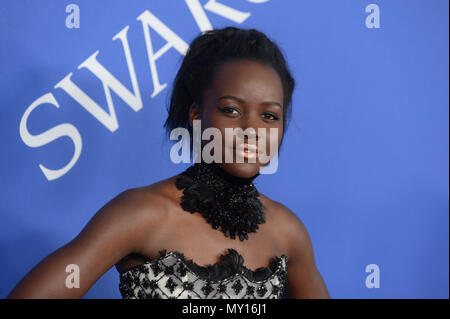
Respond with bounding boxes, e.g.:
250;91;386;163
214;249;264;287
54;26;142;132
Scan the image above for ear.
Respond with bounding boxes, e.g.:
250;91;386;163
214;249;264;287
188;102;201;128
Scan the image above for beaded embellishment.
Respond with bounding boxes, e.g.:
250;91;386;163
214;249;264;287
175;162;266;241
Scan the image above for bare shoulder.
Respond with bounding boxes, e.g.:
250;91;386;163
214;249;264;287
258;196;330;298
91;176;181;254
259;192;305;230
113;175;180;225
259;193;311;261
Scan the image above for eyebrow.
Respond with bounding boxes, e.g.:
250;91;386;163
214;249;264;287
217;95;282;108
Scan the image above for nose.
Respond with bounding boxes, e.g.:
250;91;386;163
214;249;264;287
239;110;260;141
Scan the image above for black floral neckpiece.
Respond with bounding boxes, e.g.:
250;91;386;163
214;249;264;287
174;162;266;241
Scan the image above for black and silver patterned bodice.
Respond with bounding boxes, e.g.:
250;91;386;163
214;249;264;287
118;248;288;299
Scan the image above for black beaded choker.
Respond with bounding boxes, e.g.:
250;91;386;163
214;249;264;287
174;162;266;241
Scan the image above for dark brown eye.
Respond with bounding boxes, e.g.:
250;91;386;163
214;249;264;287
220;107;240;116
262;112;280;121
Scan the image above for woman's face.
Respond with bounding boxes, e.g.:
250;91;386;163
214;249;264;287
189;59;284;178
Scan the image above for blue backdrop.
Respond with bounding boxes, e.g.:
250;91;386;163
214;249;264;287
0;0;448;299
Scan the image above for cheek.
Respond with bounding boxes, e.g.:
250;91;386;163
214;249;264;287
199;109;228;145
200;107;221;128
278;126;284;144
263;123;283;148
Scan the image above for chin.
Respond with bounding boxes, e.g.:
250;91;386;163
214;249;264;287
218;162;261;179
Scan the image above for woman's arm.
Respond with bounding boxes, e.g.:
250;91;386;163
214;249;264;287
7;188;159;298
278;204;330;299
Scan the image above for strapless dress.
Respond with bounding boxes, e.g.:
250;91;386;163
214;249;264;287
118;248;288;299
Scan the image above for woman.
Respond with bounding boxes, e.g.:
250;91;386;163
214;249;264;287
7;27;330;299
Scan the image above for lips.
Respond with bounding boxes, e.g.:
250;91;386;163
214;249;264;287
234;143;258;159
241;143;257;151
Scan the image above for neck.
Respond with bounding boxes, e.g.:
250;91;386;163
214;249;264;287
175;161;266;241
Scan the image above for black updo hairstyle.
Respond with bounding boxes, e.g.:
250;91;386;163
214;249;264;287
164;26;295;155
